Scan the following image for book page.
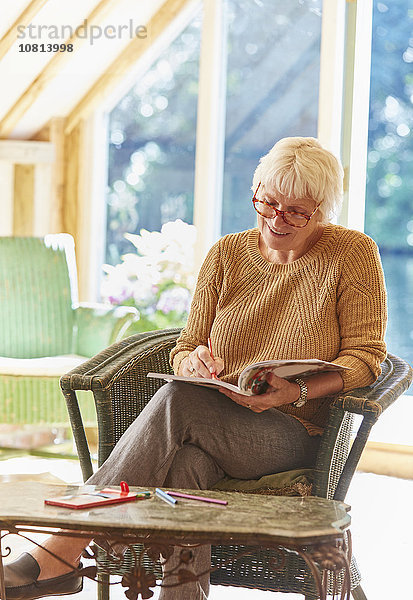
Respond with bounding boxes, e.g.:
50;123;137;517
147;373;253;396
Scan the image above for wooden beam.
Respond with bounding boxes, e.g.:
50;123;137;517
65;0;194;134
0;0;49;62
0;140;54;164
63;121;82;242
0;0;120;138
31;121;51;142
13;161;54;236
32;117;66;233
33;163;53;235
48;118;66;233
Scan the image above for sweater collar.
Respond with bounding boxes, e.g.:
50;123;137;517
246;225;335;274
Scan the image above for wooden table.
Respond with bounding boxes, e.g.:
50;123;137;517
0;482;352;599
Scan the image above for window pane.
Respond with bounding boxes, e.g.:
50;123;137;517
365;0;413;377
221;0;323;235
105;14;201;266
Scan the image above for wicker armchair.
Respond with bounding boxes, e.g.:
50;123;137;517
0;235;137;437
61;328;412;599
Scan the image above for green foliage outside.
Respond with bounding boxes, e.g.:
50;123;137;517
365;1;413;251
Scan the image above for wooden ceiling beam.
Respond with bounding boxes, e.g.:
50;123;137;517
0;0;119;138
64;0;194;135
0;0;49;62
0;139;54;163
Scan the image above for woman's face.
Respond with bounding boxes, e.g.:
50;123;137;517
256;188;323;259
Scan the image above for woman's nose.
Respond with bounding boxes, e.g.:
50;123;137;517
269;211;286;227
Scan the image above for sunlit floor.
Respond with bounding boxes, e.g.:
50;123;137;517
0;455;411;599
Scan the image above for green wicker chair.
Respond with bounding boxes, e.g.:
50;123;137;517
0;235;137;444
61;328;412;599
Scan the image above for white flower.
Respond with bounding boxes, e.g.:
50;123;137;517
101;220;197;313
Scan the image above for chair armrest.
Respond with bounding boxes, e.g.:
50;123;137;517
63;328;180;390
332;354;412;420
313;353;412;502
60;328;181;480
73;303;138;357
324;354;412;502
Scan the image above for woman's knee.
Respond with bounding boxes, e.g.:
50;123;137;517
163;444;224;489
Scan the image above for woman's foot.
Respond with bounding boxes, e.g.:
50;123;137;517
29;545;78;581
3;553;83;600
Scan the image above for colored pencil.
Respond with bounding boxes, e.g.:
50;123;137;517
155;488;177;505
207;337;218;379
166;491;227;505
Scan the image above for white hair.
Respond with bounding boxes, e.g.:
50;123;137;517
252;137;344;223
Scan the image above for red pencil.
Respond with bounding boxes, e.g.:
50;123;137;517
207;337;218;379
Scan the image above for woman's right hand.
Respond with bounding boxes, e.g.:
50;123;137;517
180;346;224;379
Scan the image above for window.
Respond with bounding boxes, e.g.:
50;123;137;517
105;13;202;266
222;0;323;234
365;0;413;378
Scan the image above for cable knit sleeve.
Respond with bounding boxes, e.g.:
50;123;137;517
332;234;387;392
169;239;223;374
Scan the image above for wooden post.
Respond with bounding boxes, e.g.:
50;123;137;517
63;121;82;244
13;164;34;235
33;163;53;235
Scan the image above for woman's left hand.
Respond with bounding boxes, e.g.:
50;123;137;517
219;373;300;413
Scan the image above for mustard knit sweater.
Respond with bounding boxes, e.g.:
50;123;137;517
170;224;387;435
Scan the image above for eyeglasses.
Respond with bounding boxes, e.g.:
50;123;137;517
252;182;319;228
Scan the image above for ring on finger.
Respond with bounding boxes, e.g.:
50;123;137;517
189;365;195;373
247;403;251;409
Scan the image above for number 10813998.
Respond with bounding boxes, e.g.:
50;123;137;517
19;43;73;52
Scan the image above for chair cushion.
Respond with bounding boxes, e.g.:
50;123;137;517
0;354;87;376
212;467;314;497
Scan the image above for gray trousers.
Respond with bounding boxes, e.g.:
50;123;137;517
88;382;320;599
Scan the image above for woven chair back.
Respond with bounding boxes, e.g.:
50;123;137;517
109;337;177;449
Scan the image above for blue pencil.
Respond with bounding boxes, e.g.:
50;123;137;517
155;488;177;506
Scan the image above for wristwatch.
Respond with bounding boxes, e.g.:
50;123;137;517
293;377;308;408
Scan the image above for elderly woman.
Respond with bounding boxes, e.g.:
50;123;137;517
3;137;387;600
